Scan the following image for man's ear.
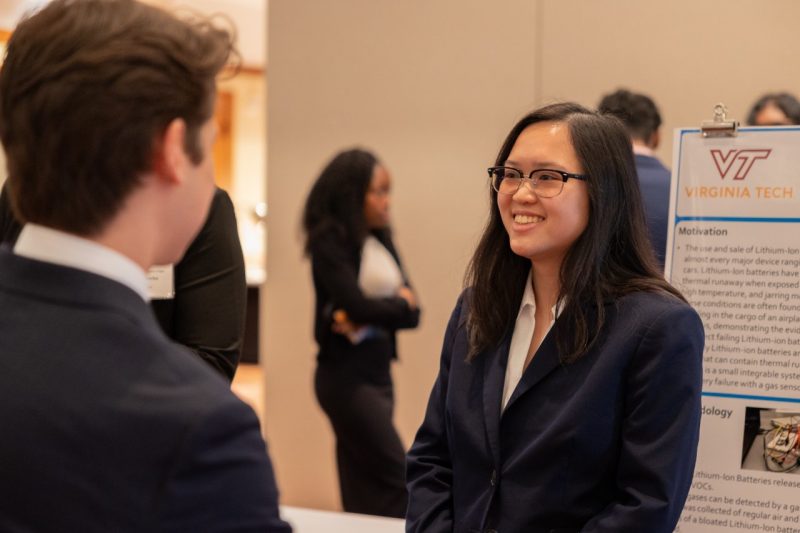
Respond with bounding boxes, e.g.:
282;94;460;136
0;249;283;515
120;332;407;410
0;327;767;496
152;118;188;185
649;129;660;150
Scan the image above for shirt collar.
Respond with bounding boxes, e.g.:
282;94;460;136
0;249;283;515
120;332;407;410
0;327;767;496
519;270;536;310
517;270;563;320
14;223;150;301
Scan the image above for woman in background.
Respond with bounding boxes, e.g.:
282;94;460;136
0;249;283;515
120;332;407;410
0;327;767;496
303;148;420;518
747;92;800;126
406;103;704;532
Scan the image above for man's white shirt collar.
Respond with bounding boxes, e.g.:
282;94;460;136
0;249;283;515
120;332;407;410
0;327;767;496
14;223;150;301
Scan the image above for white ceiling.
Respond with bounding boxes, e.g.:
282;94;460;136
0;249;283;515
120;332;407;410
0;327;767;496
0;0;266;68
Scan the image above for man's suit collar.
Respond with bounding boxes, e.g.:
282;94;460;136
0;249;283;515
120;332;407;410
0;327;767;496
634;153;668;172
0;248;160;334
14;223;150;301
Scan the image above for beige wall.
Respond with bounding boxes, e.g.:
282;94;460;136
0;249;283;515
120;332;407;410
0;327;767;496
538;0;800;164
264;0;800;510
265;0;538;509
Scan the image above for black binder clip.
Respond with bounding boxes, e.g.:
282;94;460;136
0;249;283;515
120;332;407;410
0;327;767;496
701;103;739;138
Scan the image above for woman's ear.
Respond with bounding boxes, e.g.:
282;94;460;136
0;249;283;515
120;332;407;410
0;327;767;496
152;118;189;185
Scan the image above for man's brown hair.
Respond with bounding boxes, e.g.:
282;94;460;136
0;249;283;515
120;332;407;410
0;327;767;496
0;0;236;235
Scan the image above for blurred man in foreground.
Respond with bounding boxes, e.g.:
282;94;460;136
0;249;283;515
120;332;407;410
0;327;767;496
0;1;291;531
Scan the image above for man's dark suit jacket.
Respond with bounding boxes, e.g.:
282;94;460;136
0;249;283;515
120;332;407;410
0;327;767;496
0;250;291;532
635;153;671;269
407;290;704;533
0;185;245;381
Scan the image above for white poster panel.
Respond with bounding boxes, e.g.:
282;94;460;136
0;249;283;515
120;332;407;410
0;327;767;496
666;127;800;532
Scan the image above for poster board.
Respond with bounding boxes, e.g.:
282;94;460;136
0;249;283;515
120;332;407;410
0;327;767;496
666;126;800;531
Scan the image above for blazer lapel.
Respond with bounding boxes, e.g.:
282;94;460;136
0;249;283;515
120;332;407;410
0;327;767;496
481;332;511;464
503;330;562;412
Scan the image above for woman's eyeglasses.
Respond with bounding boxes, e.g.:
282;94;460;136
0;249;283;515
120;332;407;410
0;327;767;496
487;166;587;198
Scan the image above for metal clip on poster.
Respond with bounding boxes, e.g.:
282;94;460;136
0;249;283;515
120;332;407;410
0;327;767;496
701;103;739;138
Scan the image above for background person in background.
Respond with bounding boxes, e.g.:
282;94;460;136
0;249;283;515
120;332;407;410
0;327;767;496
302;148;420;518
0;183;247;381
406;103;703;532
0;1;290;530
747;92;800;126
598;88;670;268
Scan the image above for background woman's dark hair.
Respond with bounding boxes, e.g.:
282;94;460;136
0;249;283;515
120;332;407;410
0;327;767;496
746;92;800;125
303;148;379;254
465;102;685;363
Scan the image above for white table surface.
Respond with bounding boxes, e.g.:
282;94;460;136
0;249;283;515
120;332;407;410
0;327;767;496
280;505;405;532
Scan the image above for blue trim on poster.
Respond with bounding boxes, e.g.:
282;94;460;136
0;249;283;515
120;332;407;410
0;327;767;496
669;132;689;264
702;392;800;404
739;126;800;132
675;216;800;223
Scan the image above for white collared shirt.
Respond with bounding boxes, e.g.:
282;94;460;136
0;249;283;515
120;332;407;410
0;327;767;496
14;223;150;301
358;235;403;297
501;272;560;411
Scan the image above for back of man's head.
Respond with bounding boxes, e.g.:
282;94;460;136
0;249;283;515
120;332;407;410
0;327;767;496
598;89;662;147
0;0;234;236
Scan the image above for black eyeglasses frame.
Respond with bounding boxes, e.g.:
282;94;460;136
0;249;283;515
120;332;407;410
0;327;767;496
487;166;588;197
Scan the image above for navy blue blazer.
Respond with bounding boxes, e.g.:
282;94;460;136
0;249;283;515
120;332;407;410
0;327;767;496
407;290;703;533
0;185;246;381
0;250;291;532
635;153;671;269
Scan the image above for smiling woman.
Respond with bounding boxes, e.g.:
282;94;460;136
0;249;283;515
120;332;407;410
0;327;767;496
406;102;705;533
495;121;590;275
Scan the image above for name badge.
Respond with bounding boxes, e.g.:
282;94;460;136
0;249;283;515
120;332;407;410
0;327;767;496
147;264;175;299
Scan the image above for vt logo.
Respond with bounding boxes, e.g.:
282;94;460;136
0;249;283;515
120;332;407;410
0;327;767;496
710;149;771;180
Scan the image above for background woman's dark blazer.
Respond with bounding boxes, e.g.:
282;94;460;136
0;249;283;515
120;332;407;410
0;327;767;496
407;289;704;533
309;226;419;367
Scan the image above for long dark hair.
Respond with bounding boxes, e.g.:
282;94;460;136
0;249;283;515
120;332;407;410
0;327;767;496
465;102;684;363
303;148;379;254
